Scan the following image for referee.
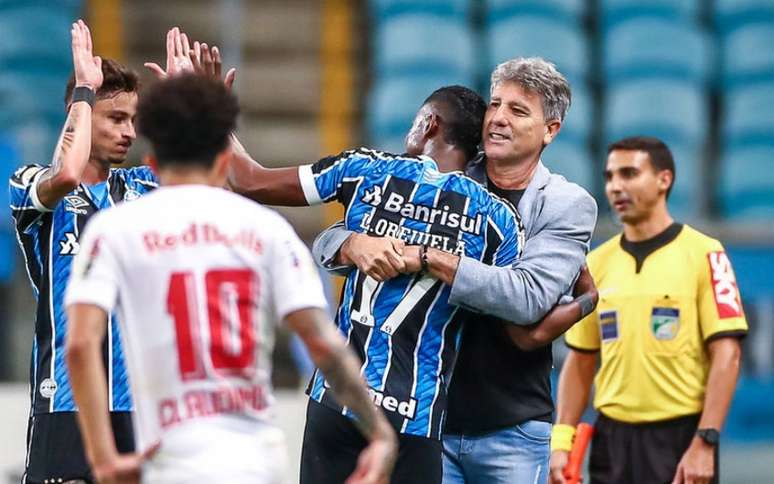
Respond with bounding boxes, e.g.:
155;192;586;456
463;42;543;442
550;137;748;484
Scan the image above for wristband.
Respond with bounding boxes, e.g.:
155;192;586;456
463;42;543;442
575;292;595;319
550;423;576;452
71;86;95;107
419;244;429;272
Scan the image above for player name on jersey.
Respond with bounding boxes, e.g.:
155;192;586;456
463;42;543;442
158;383;269;429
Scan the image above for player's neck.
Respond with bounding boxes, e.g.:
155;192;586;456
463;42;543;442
485;154;540;190
158;168;221;187
623;205;674;242
81;158;112;185
424;141;467;173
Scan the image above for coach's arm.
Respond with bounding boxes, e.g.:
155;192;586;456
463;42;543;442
446;187;597;324
313;186;598;325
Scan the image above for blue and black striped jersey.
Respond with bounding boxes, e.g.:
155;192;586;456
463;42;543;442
9;164;157;414
299;148;523;439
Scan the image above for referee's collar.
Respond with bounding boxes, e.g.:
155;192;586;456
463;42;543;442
620;223;684;273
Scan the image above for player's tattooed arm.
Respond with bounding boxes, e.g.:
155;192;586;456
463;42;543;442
285;307;397;482
285;308;387;437
505;266;598;351
36;20;103;209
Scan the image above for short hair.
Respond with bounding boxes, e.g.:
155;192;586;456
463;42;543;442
607;136;676;198
490;57;572;122
64;59;139;106
137;74;239;169
423;85;486;160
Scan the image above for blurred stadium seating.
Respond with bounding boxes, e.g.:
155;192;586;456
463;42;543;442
1;1;774;472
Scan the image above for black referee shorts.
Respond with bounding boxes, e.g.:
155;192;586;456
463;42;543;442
589;413;708;484
300;399;443;484
24;411;135;484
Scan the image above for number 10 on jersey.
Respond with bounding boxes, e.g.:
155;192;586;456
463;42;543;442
166;269;258;381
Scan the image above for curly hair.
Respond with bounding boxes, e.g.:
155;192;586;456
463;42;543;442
137;74;239;168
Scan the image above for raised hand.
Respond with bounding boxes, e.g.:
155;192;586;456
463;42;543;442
144;27;195;80
189;41;237;90
71;20;103;90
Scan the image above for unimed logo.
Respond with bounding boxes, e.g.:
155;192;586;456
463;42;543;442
708;251;742;319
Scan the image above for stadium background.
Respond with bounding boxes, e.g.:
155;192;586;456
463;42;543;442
0;0;772;481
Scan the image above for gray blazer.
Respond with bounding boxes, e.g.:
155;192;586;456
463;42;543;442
311;157;598;325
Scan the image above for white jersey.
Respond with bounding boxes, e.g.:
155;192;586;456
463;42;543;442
65;185;328;482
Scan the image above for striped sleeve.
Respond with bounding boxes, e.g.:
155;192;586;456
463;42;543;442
297;149;373;206
9;164;51;231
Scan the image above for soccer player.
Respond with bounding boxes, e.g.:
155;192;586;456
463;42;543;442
550;137;748;484
8;21;156;483
64;74;397;484
313;58;598;484
227;85;523;483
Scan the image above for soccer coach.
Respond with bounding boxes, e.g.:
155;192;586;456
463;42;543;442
313;57;599;483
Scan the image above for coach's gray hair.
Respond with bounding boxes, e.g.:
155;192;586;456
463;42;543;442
490;57;572;122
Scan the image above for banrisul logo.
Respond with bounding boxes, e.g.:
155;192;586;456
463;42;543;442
361;187;482;235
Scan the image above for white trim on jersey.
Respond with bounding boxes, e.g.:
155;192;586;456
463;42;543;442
298;164;323;205
29;168;53;213
47;218;56;412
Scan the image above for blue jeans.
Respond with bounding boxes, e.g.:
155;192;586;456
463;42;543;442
443;420;551;484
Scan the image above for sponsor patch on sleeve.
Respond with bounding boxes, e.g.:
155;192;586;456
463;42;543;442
708;251;743;319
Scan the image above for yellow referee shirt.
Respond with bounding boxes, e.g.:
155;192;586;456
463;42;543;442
565;224;748;423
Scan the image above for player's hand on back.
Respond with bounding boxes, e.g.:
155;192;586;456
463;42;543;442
93;442;160;484
71;20;103;91
346;424;398;484
339;233;406;282
144;27;195;80
549;450;570;484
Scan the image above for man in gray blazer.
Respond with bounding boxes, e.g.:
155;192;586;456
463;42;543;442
312;58;598;483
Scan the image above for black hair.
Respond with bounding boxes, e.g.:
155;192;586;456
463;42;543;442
64;59;139;106
608;136;676;199
423;85;486;160
137;74;239;169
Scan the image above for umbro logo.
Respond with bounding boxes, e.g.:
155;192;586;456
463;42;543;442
64;195;89;215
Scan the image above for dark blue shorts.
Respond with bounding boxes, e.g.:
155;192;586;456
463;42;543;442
24;411;134;484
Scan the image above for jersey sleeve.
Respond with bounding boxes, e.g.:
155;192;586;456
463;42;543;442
297;149;372;206
64;214;121;313
697;244;748;341
564;311;601;352
565;256;601;351
8;164;51;231
266;217;329;322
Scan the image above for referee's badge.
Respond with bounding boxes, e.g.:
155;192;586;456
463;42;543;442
599;310;619;342
651;307;680;340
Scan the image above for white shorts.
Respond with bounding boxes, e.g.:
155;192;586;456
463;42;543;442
141;421;288;483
